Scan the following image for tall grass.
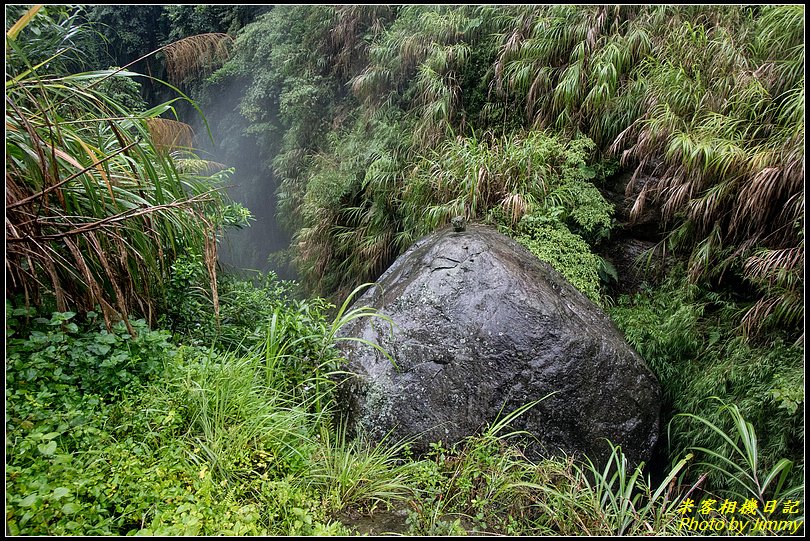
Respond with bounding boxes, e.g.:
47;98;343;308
165;282;413;532
177;351;324;488
5;5;237;331
305;423;413;514
674;398;803;511
573;443;694;535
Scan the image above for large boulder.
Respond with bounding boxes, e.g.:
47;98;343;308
336;224;661;466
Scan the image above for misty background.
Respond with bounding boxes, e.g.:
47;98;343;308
182;78;297;282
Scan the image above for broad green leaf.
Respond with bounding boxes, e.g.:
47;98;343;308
19;493;39;507
61;502;80;515
38;440;57;455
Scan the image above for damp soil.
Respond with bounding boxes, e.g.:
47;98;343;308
336;505;411;536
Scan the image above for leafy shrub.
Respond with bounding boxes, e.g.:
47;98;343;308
6;307;179;535
159;260;319;353
513;216;603;304
608;270;804;493
549;179;614;244
6;307;172;399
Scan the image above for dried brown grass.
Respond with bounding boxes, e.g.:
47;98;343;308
162;33;234;85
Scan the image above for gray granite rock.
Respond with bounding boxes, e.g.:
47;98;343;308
336;223;661;466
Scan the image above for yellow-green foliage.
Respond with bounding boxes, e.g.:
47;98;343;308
513;218;603;305
4;286;398;536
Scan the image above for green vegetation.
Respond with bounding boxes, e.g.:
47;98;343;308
5;299;357;535
6;4;244;334
212;5;803;333
5;4;804;537
609;270;804;493
494;4;804;339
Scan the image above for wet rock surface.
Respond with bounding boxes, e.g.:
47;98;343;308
600;236;667;295
336;224;661;466
601;169;663;241
598;169;671;295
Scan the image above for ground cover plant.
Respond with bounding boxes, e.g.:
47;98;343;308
6;298;803;535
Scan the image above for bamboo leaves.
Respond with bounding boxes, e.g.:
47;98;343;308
494;4;804;338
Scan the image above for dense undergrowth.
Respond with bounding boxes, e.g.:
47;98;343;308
608;269;804;494
5;4;804;536
5;270;804;535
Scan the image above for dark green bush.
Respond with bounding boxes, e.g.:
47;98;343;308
608;270;804;493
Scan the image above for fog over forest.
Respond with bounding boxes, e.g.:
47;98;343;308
188;80;295;280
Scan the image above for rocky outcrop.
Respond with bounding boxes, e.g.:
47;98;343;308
601;169;663;241
600;237;666;295
598;169;672;295
336;224;661;466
